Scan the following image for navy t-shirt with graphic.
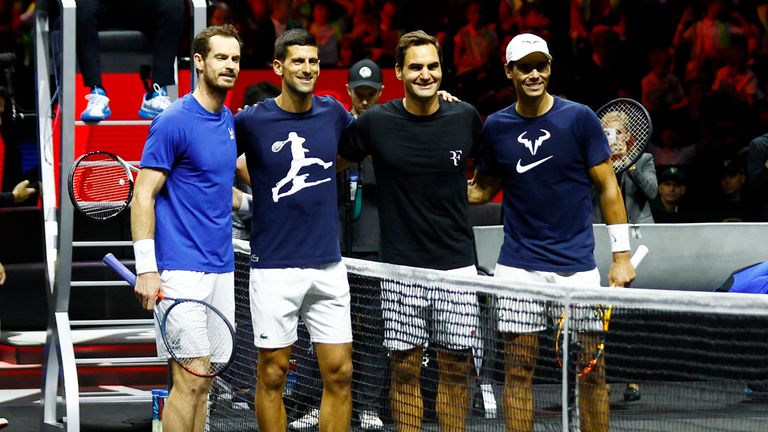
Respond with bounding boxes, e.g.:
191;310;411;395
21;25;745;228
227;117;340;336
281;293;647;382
234;96;354;268
478;96;611;272
140;94;236;273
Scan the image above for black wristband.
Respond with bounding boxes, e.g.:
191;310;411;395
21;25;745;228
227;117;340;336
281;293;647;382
0;192;14;207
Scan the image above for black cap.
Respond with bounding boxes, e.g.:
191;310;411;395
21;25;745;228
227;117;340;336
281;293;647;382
719;157;746;177
348;59;382;90
658;166;685;183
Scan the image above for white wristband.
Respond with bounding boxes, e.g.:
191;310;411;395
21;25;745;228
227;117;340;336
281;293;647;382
607;224;631;252
133;239;158;274
238;193;252;215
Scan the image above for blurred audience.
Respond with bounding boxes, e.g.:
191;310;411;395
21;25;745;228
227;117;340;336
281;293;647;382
647;122;697;168
573;23;633;110
335;0;377;43
570;0;626;42
569;0;626;64
710;41;763;107
452;2;498;103
270;0;305;39
210;1;236;27
704;156;758;222
370;1;402;66
241;0;279;68
4;0;766;225
747;132;768;220
641;48;686;114
336;36;362;67
672;0;758;83
308;2;342;65
453;2;498;76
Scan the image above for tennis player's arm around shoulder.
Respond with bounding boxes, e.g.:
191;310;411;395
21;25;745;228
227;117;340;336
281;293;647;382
338;117;368;164
236;154;250;185
468;169;501;205
588;159;635;287
131;168;168;310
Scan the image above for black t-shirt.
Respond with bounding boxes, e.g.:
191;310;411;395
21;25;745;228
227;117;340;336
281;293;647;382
649;196;698;223
704;195;759;222
340;99;481;270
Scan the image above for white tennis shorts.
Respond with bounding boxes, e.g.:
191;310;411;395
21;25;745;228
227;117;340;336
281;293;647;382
382;265;481;352
494;264;602;333
249;261;352;348
154;270;235;362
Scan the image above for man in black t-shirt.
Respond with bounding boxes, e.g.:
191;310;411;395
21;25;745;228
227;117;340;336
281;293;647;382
340;31;482;432
650;166;697;223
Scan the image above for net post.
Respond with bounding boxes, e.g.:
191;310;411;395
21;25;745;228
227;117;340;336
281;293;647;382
561;294;572;432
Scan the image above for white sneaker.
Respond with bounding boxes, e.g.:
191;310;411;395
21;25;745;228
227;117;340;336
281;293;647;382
288;408;319;430
139;83;172;119
359;410;383;430
80;87;111;122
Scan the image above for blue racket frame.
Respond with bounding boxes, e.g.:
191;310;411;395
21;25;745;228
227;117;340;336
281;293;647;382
103;253;236;377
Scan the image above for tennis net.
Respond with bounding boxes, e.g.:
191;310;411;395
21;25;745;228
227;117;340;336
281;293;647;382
207;243;768;431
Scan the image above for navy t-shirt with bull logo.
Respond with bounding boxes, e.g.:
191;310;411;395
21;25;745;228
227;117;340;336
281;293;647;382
478;96;611;273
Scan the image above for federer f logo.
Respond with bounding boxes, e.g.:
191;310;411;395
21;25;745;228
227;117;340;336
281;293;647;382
450;150;463;166
516;129;553;174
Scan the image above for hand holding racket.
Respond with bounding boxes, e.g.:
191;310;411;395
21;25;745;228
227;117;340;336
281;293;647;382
556;245;649;376
102;253;236;378
68;151;138;221
595;99;653;174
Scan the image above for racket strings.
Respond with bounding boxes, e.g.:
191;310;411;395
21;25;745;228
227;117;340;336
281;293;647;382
597;100;652;173
162;301;235;378
71;154;132;218
556;306;610;376
620;107;651;169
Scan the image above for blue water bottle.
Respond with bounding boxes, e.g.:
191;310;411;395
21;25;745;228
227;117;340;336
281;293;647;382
284;359;298;397
152;389;168;432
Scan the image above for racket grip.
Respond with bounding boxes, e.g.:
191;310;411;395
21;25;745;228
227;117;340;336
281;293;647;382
103;253;137;287
630;245;649;269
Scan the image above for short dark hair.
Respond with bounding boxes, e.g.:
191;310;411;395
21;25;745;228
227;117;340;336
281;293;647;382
275;29;317;61
242;81;280;107
395;30;441;67
192;24;242;62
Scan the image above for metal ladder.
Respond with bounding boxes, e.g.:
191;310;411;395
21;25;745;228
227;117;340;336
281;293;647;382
35;1;207;430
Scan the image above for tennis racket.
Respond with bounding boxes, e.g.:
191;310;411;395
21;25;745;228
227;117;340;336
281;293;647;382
68;151;139;221
555;245;649;376
595;99;653;174
102;253;236;378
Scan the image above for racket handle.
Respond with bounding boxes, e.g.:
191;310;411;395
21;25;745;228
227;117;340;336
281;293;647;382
630;245;649;269
103;253;137;287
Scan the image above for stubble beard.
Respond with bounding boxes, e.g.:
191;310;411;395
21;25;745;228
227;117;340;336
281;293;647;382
406;81;438;104
204;69;236;95
285;75;316;98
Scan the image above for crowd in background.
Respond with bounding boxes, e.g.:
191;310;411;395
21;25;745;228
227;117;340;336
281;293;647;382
209;0;768;222
0;0;767;221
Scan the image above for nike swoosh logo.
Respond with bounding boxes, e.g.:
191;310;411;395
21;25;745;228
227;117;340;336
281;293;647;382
516;155;554;173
